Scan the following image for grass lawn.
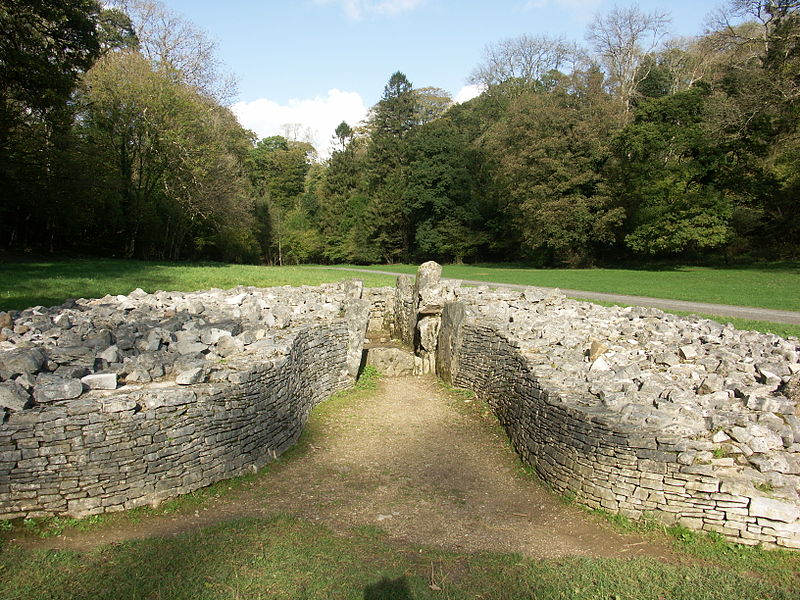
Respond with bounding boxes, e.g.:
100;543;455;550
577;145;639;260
333;263;800;312
0;258;396;313
2;515;798;600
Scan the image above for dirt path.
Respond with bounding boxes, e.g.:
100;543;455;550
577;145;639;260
15;376;674;560
321;266;800;325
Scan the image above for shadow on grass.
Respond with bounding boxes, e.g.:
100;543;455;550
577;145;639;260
0;258;193;312
363;576;413;599
0;258;265;312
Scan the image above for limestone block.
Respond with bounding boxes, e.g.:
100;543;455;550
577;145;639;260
0;382;31;411
34;377;83;403
0;348;47;375
749;496;800;523
81;373;117;390
418;316;441;353
175;367;206;385
366;348;414;377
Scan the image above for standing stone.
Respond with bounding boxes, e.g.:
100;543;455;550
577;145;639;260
343;299;370;382
394;275;414;345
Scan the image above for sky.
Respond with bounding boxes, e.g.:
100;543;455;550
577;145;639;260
157;0;726;157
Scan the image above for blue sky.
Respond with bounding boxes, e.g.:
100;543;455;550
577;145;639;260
158;0;725;155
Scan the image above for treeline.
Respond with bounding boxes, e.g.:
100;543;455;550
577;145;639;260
2;1;799;266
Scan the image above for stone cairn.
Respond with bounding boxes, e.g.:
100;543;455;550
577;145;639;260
0;281;369;517
1;262;800;548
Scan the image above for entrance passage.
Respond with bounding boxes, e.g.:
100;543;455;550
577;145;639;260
20;376;671;559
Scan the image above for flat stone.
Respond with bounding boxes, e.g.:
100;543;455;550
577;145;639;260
589;340;609;361
176;367;206;385
655;352;680;367
81;373;118;390
34;377;83;403
366;347;415;377
0;348;46;375
749;496;800;523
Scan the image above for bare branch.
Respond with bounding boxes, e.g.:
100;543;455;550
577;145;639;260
469;33;582;88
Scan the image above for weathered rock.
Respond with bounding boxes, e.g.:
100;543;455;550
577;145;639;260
33;377;83;403
81;373;117;390
0;312;12;330
417;316;440;354
588;340;608;361
0;348;46;375
0;382;31;411
175;367;206;385
749;496;800;523
782;373;800;403
366;347;415;377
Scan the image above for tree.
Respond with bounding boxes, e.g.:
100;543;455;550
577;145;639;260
0;0;102;250
586;5;671;112
610;85;737;256
413;87;453;124
364;71;419;262
108;0;236;101
404;118;487;263
248;136;315;264
485;68;625;266
79;50;256;260
469;34;581;89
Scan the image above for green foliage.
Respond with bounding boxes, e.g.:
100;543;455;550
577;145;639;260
613;85;735;256
486;67;625;266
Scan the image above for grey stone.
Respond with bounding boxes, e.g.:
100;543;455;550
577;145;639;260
215;335;242;358
366;347;415;377
175;367;206;385
749;496;800;523
0;382;31;411
0;348;46;375
655;352;680;367
34;377;83;403
417;316;440;353
81;373;118;390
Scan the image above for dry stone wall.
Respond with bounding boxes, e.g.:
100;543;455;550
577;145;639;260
430;282;800;549
0;282;369;518
2;263;800;551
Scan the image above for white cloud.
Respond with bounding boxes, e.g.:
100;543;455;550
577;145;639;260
313;0;425;20
230;89;368;159
454;84;484;104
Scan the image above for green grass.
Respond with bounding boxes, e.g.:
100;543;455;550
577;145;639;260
1;515;797;600
0;258;396;312
332;262;800;312
588;508;800;589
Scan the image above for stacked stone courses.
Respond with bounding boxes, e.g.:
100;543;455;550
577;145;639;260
2;264;800;550
431;283;800;549
0;282;371;518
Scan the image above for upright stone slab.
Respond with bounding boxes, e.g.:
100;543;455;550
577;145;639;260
411;261;445;375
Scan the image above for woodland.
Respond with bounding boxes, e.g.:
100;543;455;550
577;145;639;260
1;0;799;267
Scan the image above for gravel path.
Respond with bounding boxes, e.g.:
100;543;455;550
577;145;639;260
321;267;800;326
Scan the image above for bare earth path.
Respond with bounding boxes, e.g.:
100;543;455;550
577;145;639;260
16;376;673;560
321;267;800;325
